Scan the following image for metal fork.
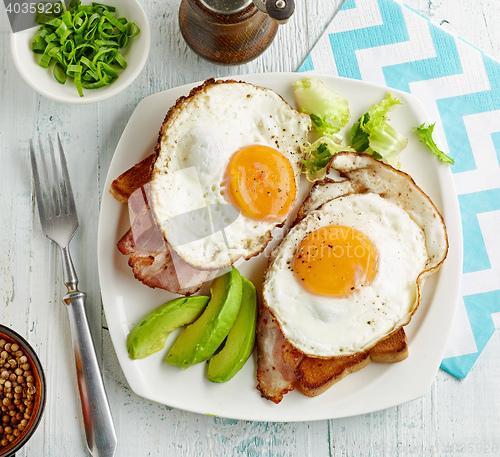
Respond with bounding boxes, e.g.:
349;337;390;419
30;136;117;457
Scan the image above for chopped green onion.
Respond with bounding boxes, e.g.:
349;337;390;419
47;46;61;57
73;11;88;34
31;35;47;53
74;71;83;97
39;53;52;68
45;17;62;28
61;11;73;29
92;48;116;65
82;74;112;89
97;61;118;79
113;51;127;68
36;13;56;24
87;12;100;27
62;39;75;57
79;55;95;69
31;0;141;97
94;38;118;47
78;5;94;13
118;33;129;49
44;32;57;43
84;25;98;41
98;18;118;39
125;22;140;40
55;22;72;43
67;64;83;74
103;10;126;33
53;63;67;84
92;2;116;12
74;34;86;45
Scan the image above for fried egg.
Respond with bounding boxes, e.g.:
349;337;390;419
150;79;311;270
262;152;448;358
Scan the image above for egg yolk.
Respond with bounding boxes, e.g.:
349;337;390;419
225;145;296;220
293;226;378;296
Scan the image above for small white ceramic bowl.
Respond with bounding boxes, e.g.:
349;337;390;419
10;0;150;104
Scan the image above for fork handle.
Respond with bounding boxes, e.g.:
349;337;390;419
64;290;118;457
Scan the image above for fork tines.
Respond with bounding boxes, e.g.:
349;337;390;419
30;135;76;221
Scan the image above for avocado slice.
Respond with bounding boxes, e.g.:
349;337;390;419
207;277;257;383
165;267;243;367
127;295;210;359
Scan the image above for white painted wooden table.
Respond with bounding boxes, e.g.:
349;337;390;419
1;1;499;456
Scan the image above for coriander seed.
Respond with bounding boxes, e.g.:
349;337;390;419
0;335;38;451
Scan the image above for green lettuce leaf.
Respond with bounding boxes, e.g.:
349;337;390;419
301;135;344;182
294;78;350;135
414;122;454;164
349;93;407;167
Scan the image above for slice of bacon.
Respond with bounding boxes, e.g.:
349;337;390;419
117;185;214;296
256;307;305;403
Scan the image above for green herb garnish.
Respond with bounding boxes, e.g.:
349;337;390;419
31;1;140;97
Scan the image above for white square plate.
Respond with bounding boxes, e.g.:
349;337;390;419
98;73;462;422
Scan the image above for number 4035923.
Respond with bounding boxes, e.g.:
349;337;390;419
5;2;62;15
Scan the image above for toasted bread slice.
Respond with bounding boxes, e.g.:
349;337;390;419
297;352;371;398
256;304;409;402
109;153;156;203
369;326;408;363
297;327;408;397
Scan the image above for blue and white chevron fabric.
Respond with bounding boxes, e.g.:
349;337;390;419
298;0;500;379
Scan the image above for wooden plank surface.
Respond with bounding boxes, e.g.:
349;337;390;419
0;0;499;456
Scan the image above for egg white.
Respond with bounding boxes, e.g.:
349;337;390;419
151;81;311;270
263;193;429;357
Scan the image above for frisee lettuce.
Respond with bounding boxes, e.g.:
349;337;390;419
301;135;344;182
294;78;350;135
350;93;407;168
414;123;454;164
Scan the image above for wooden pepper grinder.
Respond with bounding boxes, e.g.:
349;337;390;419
179;0;295;65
